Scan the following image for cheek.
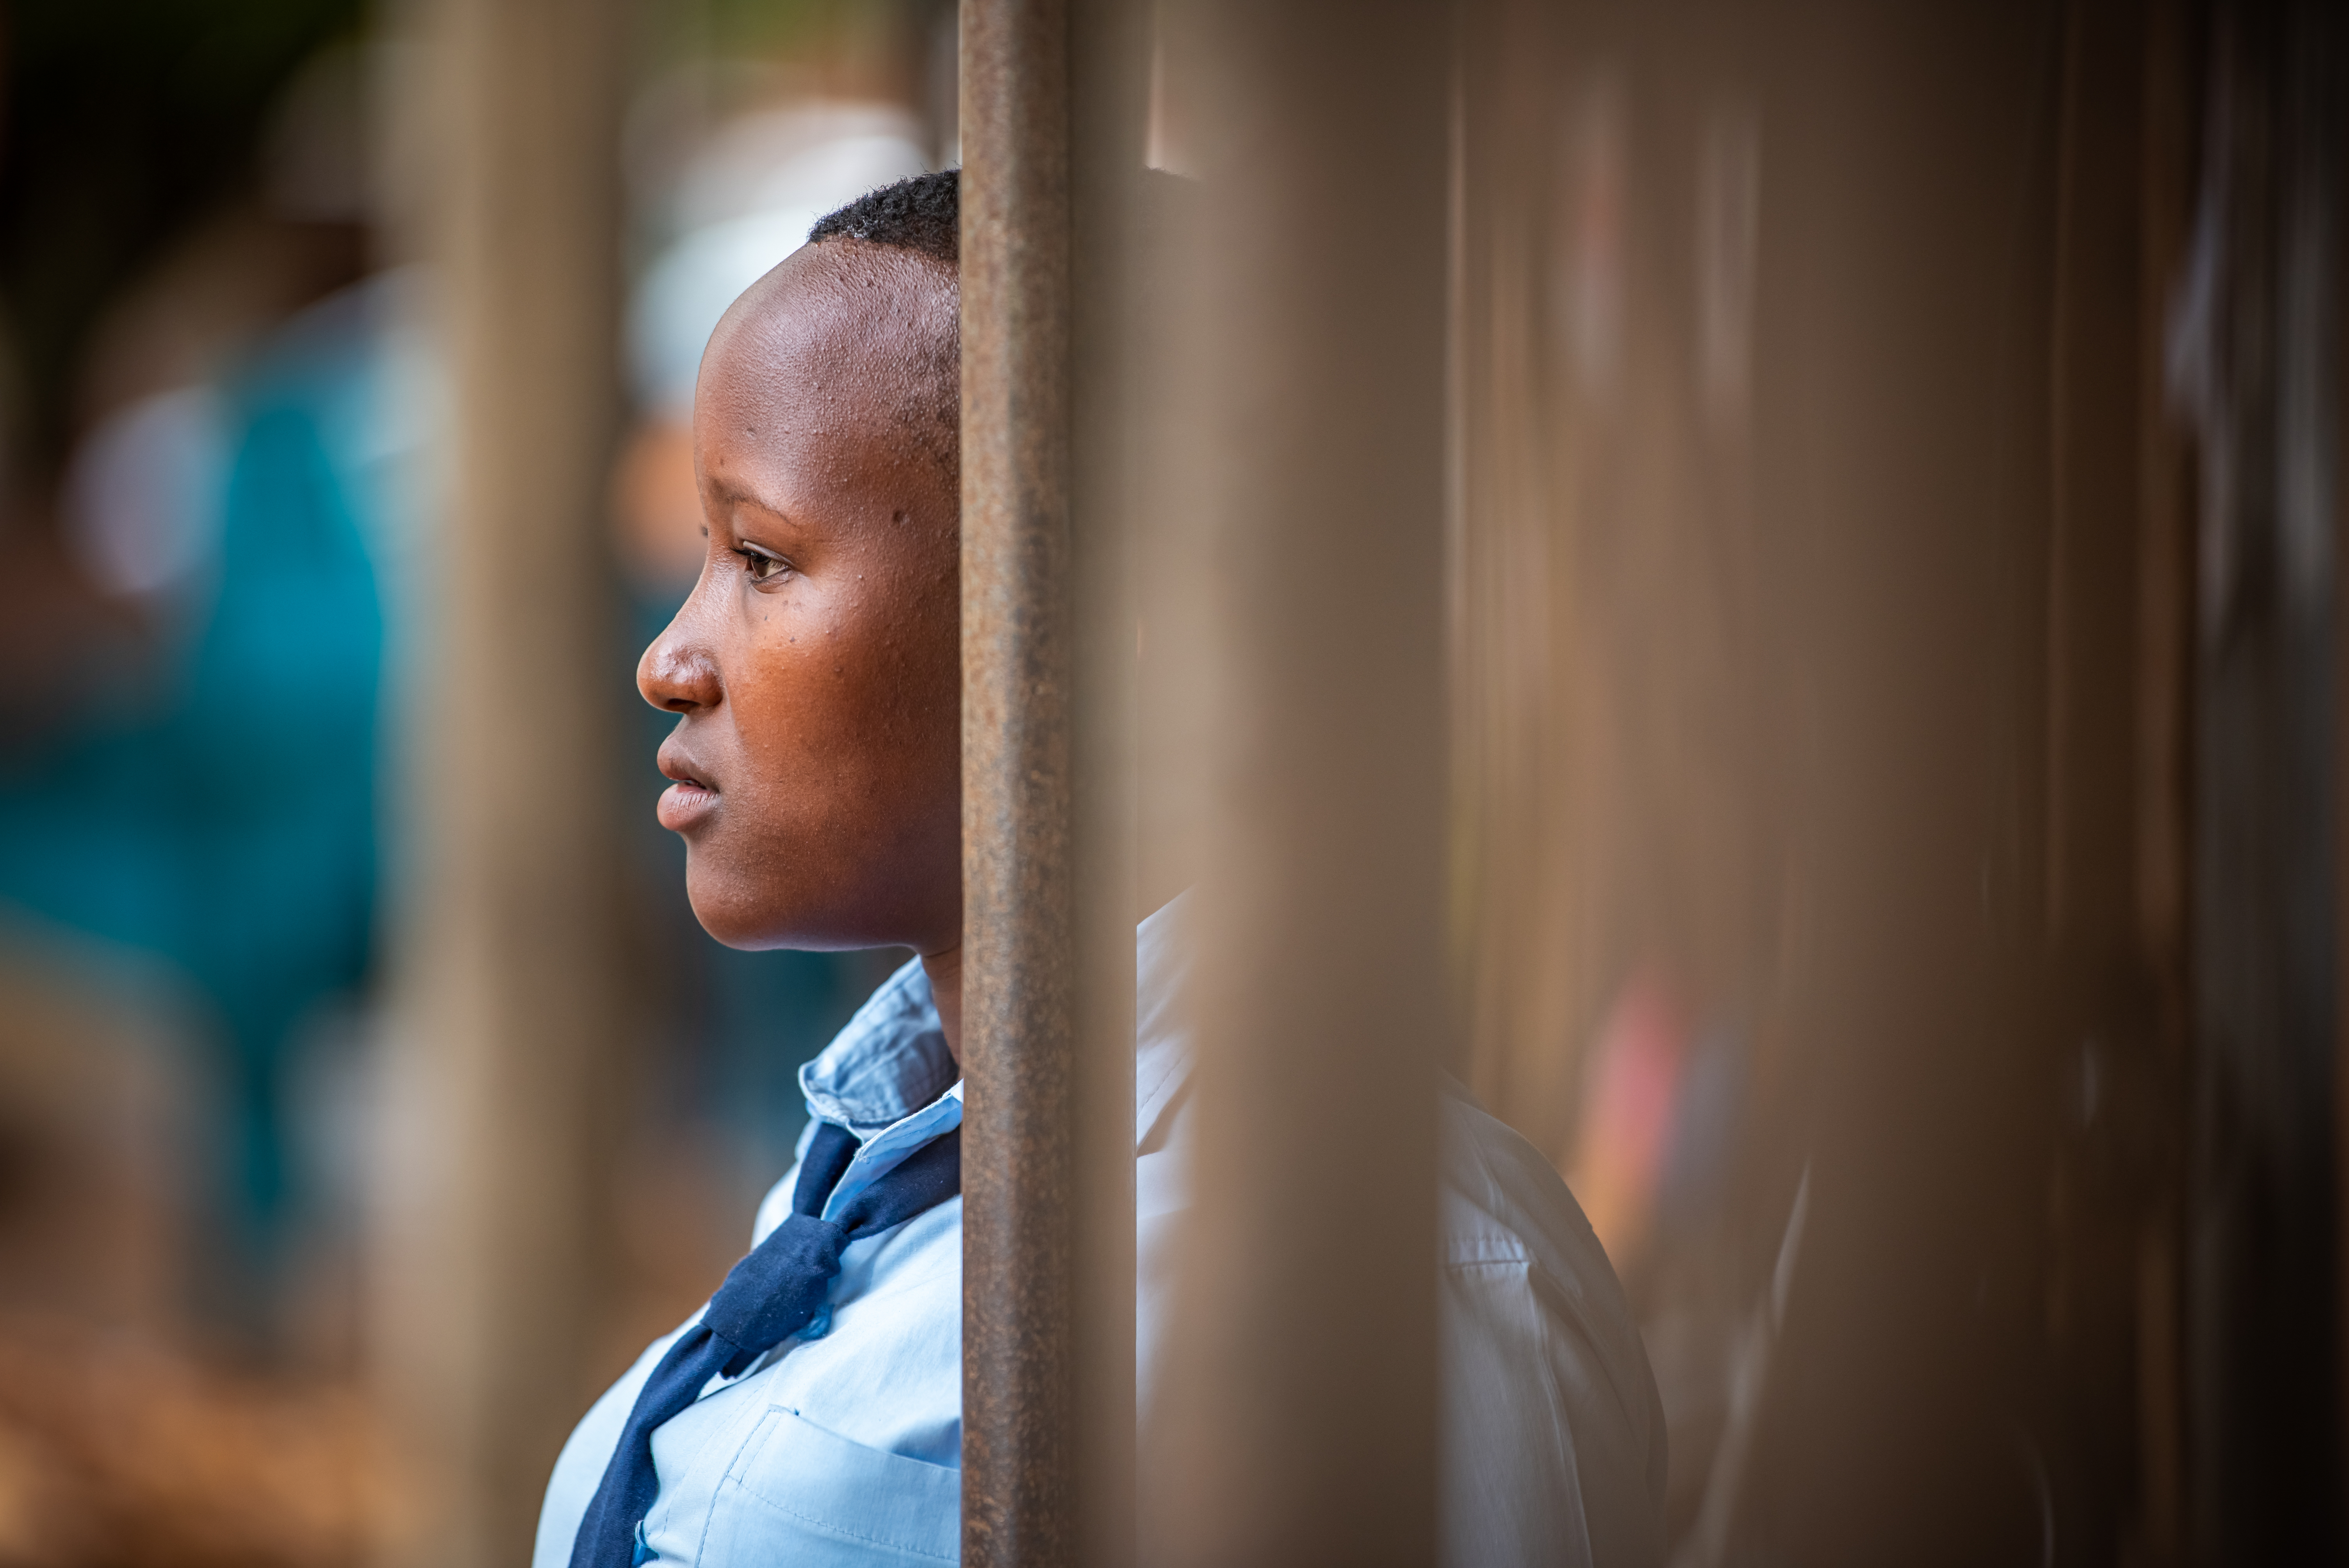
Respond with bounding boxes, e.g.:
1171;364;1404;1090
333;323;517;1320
724;604;913;794
711;567;961;839
728;633;850;781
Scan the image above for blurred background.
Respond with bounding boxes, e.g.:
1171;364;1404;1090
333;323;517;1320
0;0;2342;1564
0;1;947;1561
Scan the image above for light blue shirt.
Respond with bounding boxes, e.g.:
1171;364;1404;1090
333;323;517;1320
536;901;1667;1566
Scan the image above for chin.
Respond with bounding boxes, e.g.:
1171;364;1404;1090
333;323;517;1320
685;867;862;953
684;864;790;950
692;903;816;951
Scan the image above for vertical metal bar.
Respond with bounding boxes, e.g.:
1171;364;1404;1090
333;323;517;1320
1143;2;1450;1564
960;0;1142;1561
959;7;1076;1561
385;0;627;1563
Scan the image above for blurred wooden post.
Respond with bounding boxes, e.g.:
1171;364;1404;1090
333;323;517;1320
959;0;1145;1563
1141;3;1450;1564
384;0;628;1563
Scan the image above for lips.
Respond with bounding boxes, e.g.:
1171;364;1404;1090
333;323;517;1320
655;740;721;833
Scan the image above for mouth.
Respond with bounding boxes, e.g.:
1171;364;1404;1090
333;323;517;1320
655;743;721;833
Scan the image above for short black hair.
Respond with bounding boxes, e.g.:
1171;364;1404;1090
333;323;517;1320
809;170;959;265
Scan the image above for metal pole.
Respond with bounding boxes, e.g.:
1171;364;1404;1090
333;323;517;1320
1142;2;1450;1564
959;0;1143;1562
384;0;627;1562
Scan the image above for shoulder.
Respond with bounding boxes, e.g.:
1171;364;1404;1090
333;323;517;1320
1436;1076;1618;1296
1434;1078;1650;1386
1433;1079;1668;1565
1435;1076;1652;1375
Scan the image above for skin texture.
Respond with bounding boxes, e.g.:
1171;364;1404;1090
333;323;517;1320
638;239;968;1054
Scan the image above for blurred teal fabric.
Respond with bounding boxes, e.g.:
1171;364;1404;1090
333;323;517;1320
0;282;393;1286
171;306;386;1242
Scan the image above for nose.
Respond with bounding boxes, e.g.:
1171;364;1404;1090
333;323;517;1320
638;606;720;714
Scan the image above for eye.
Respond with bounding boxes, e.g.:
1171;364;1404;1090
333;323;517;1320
734;545;792;584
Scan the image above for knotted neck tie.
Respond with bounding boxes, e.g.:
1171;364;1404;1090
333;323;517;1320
568;1121;962;1568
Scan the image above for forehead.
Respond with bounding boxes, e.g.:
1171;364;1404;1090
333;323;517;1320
698;241;952;421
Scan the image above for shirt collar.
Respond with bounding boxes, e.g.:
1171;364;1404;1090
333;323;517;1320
799;959;960;1135
797;894;1196;1170
795;959;964;1220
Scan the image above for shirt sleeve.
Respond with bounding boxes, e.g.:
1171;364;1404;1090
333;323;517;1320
1440;1255;1668;1568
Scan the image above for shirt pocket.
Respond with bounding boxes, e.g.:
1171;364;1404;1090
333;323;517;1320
701;1405;961;1565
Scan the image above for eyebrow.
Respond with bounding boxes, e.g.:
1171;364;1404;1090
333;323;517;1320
705;474;792;524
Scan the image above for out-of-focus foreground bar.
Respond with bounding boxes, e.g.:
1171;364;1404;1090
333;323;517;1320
382;0;629;1564
1139;3;1451;1565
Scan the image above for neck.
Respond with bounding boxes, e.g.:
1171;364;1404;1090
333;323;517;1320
921;943;964;1064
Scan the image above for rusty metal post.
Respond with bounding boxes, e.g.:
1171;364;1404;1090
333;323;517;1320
959;0;1145;1563
1141;2;1451;1564
381;0;628;1563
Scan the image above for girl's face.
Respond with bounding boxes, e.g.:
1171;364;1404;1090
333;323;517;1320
637;241;962;955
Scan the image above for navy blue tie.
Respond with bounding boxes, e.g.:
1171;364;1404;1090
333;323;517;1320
568;1122;962;1568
